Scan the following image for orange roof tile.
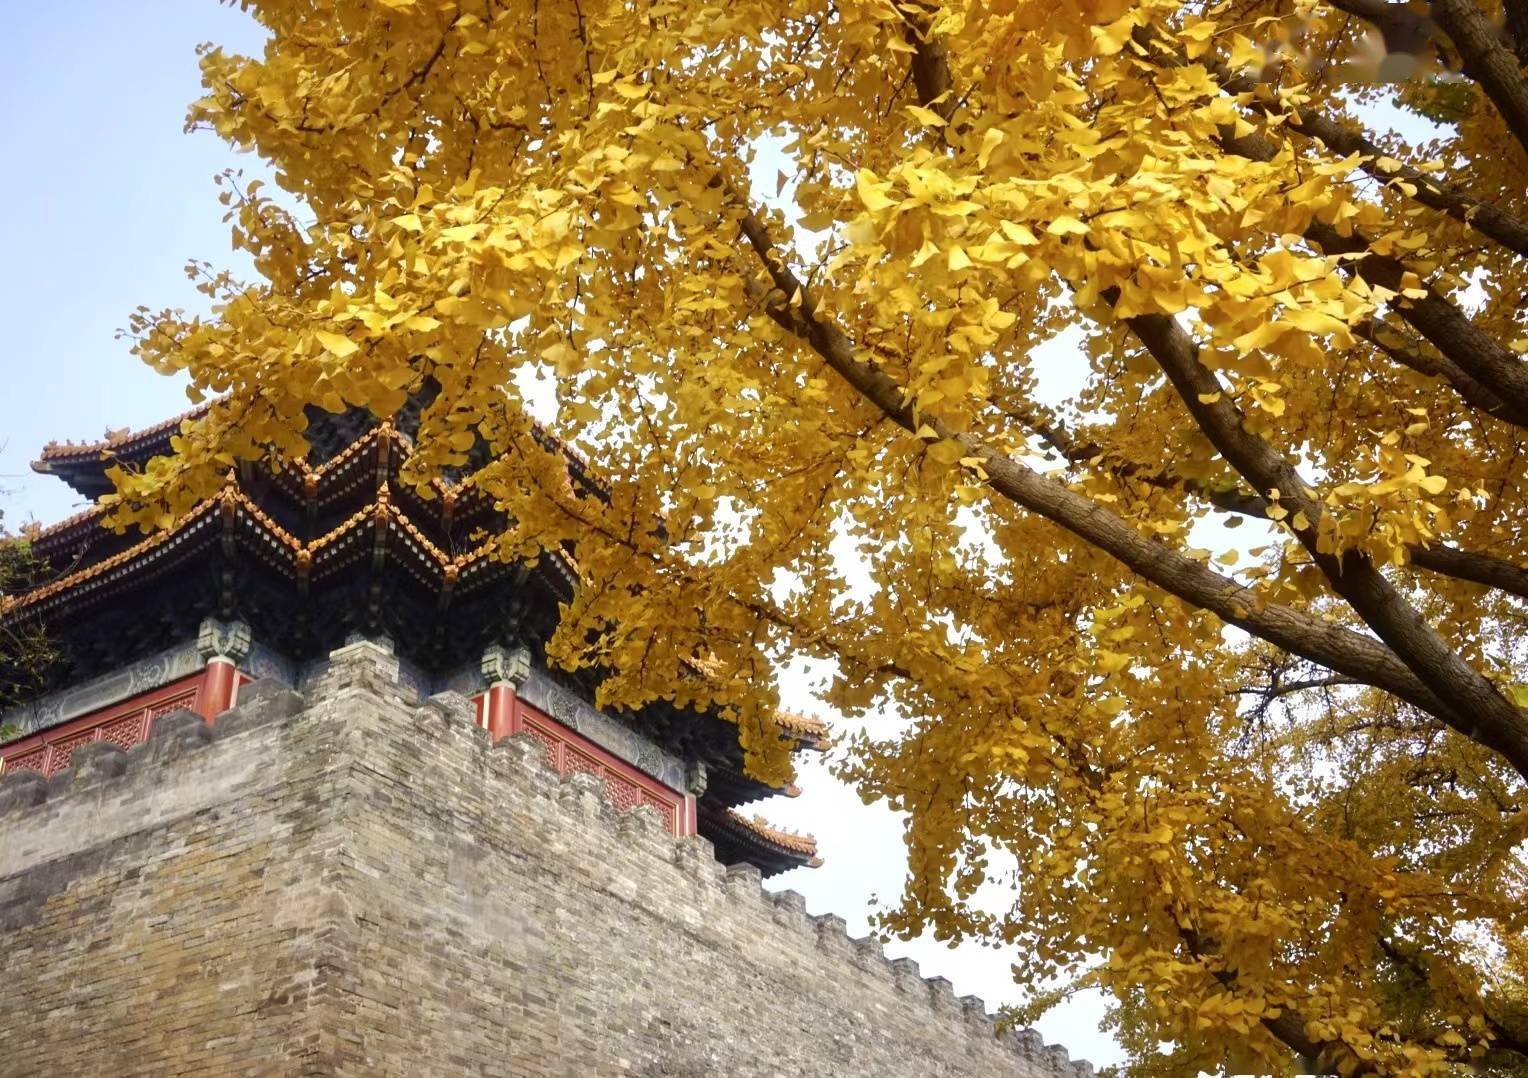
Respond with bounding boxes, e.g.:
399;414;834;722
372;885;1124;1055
2;498;221;616
35;405;211;464
688;654;829;746
4;472;528;620
225;485;304;551
726;808;820;861
774;709;830;741
20;504;106;544
18;424;746;733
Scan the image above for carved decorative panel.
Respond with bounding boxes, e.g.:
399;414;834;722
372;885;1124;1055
146;692;198;720
99;714;148;752
51;731;98;773
604;774;642;812
524;723;560;771
7;748;47;776
489;697;687;836
0;672;235;780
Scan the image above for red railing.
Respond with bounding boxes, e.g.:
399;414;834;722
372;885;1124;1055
0;663;250;779
1;673;208;778
474;689;695;836
1;666;693;839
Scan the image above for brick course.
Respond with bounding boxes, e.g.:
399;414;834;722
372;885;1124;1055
0;642;1091;1077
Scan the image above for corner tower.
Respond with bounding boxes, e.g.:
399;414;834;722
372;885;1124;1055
3;406;821;877
0;410;1094;1075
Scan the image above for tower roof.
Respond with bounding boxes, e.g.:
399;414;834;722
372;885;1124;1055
707;808;823;876
33;406;212;497
5;405;827;878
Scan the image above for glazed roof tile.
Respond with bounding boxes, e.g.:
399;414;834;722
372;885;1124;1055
20;504;106;547
774;709;830;742
724;808;821;863
35;405;211;466
0;480;503;619
3;498;221;614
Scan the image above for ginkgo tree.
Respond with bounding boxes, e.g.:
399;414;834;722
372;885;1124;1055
103;0;1528;1072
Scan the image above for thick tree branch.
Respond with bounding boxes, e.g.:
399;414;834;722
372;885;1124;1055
1409;543;1528;597
722;186;1483;752
993;396;1269;515
1430;0;1528;156
1377;935;1528;1062
1305;220;1528;422
1508;0;1528;65
1353;318;1523;424
1127;308;1528;778
1016;405;1528;602
1180;924;1380;1075
1327;0;1449;60
1135;27;1528;423
1189;40;1528;259
890;21;1528;777
900;5;956;123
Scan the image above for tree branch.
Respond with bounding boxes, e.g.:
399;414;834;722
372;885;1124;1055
1179;924;1380;1075
1136;26;1528;424
1185;36;1528;259
1430;0;1528;156
900;4;956;123
1409;543;1528;597
1327;0;1452;62
888;18;1528;778
1126;307;1528;778
1235;675;1365;699
1507;0;1528;65
1377;935;1528;1062
1006;403;1528;602
1305;220;1528;424
720;181;1484;751
1353;318;1524;424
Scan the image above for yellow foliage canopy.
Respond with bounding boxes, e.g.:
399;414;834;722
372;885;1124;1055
110;0;1528;1072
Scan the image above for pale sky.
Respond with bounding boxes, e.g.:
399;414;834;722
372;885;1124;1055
0;4;1119;1065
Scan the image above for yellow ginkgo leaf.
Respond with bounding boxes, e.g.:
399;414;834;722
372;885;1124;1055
315;331;358;358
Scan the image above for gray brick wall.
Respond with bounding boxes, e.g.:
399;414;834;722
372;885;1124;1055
0;640;1092;1077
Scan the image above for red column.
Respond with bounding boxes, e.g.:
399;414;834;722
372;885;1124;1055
480;643;532;742
483;682;515;742
200;659;239;722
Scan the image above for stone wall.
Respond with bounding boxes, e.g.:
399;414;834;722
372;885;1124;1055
0;641;1092;1077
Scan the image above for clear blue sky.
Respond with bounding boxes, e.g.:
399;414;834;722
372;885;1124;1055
0;5;268;525
0;5;1119;1064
